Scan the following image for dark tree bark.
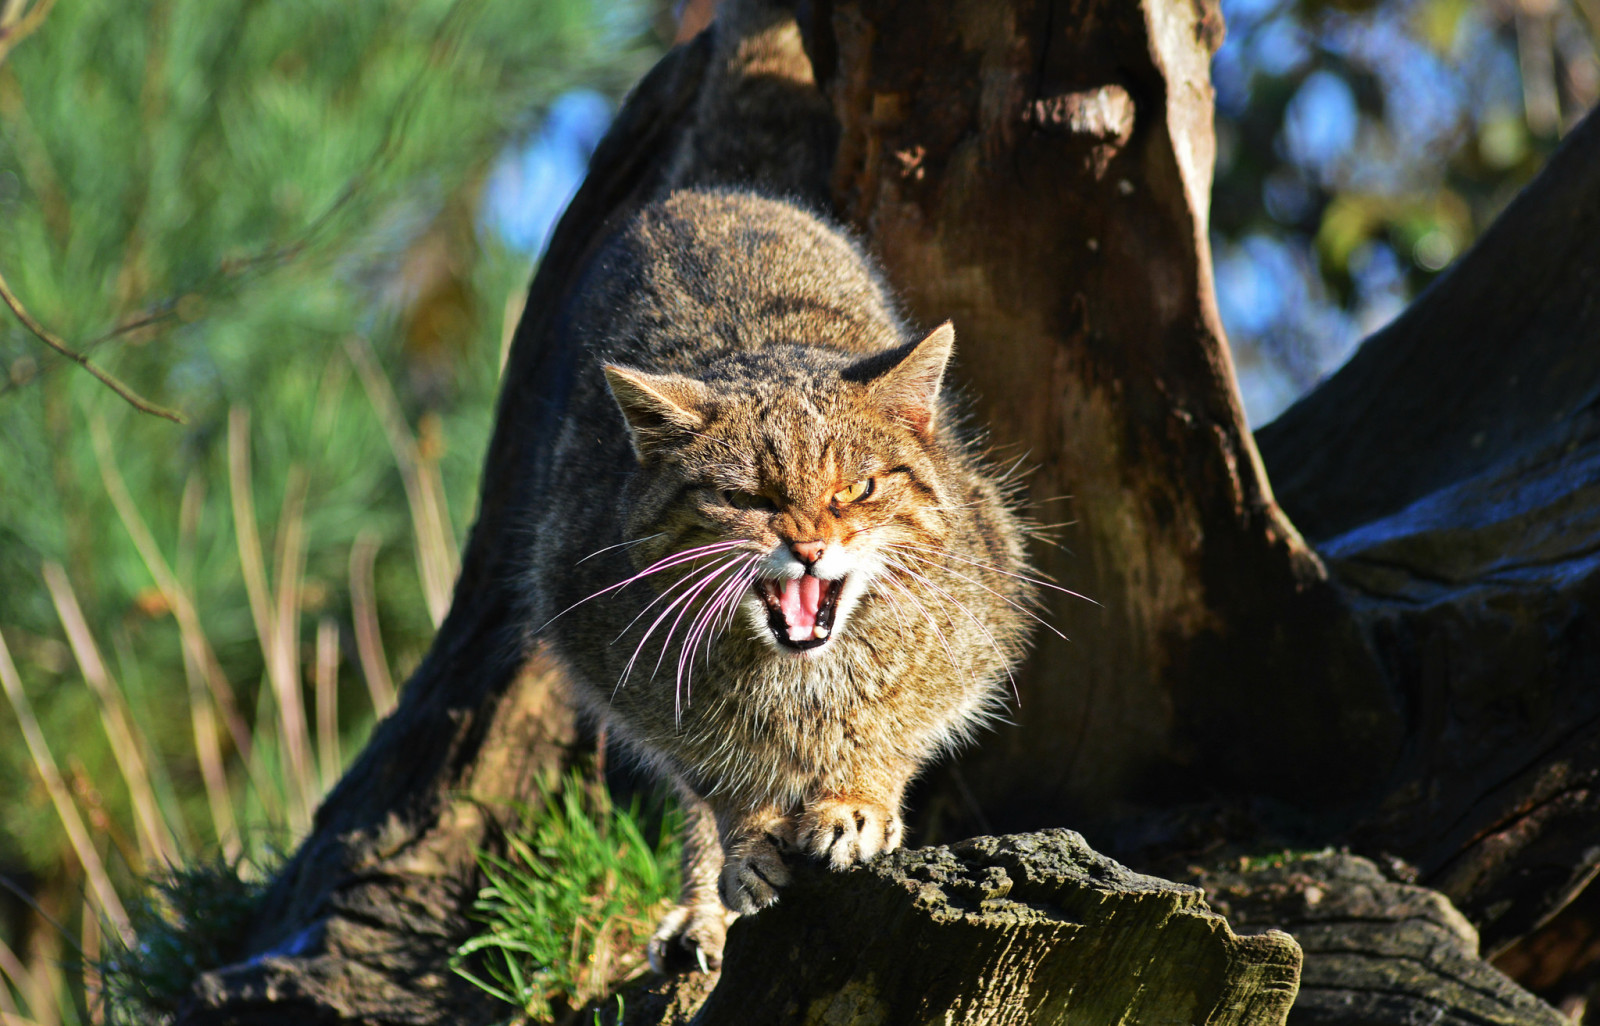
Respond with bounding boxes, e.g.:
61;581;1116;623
1188;854;1569;1026
177;0;1600;1023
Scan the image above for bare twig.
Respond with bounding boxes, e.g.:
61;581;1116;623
0;267;184;422
0;0;486;415
1;0;490;404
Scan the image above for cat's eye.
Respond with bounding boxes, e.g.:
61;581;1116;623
723;489;778;511
833;478;875;505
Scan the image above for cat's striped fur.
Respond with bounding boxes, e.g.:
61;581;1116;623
526;0;1041;972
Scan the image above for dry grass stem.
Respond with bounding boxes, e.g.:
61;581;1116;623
346;335;458;626
0;0;58;64
0;628;134;945
265;469;316;832
227;409;312;830
40;564;178;869
21;941;55;1026
80;906;100;1026
349;530;397;716
175;473;242;860
182;642;241;861
228;408;278;685
315;617;341;793
0;933;29;1021
90;418;255;765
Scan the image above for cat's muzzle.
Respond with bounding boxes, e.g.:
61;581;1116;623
757;573;845;651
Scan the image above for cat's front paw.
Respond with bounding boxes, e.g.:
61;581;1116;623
798;797;903;869
717;827;792;914
648;902;731;975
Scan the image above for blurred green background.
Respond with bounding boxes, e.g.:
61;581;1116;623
0;0;1593;1020
0;0;658;1019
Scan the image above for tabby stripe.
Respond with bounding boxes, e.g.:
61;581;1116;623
889;463;936;498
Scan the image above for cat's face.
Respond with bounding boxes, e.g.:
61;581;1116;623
604;324;956;660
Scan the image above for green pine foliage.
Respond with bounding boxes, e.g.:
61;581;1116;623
0;0;658;1021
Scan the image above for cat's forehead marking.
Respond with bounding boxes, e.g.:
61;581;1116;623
763;389;824;424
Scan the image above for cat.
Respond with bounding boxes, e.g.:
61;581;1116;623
525;0;1041;973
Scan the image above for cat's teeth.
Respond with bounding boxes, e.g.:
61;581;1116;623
812;626;829;640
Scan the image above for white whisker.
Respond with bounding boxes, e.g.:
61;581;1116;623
540;538;748;631
677;557;761;722
884;557;1018;704
614;555;746;697
892;546;1067;641
575;532;667;565
893;541;1099;607
878;573;962;680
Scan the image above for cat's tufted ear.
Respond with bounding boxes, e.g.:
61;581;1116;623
856;321;955;437
602;365;712;461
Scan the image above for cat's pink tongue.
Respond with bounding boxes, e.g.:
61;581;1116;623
779;575;823;642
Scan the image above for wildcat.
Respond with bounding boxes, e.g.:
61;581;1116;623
526;0;1040;973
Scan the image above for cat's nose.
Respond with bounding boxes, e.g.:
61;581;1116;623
790;540;825;566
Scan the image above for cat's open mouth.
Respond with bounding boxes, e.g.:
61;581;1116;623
756;574;845;651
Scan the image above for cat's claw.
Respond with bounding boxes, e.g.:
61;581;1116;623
798;798;903;870
648;903;730;975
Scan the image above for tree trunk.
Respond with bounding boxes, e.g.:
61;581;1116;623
178;0;1600;1023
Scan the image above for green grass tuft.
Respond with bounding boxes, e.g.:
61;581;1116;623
454;775;680;1023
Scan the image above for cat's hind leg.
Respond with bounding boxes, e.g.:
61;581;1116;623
648;787;733;974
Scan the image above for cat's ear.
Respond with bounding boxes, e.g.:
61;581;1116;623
861;321;955;437
602;365;711;460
